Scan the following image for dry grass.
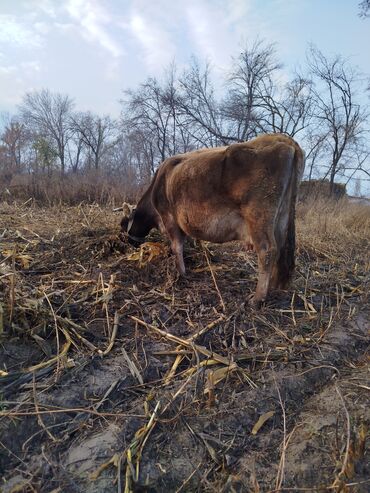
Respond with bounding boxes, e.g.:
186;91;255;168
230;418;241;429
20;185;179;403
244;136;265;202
0;197;369;492
298;197;370;242
2;170;144;206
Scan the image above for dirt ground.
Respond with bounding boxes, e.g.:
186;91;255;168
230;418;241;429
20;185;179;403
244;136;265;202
0;201;369;493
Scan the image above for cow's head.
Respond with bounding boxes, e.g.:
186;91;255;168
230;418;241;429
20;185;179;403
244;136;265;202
120;202;135;233
120;202;156;246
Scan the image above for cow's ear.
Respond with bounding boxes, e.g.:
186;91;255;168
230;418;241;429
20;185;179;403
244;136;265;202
122;202;132;217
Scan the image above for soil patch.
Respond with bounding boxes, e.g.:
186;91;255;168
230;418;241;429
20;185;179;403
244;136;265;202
0;202;369;492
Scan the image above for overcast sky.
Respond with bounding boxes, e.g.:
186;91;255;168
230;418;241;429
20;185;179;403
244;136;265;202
0;0;369;118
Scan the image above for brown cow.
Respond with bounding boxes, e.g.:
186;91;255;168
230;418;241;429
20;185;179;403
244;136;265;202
121;134;305;306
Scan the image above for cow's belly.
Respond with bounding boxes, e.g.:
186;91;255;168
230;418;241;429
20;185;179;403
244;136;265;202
177;207;250;244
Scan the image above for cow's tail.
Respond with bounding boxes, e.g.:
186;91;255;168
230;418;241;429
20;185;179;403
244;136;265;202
274;143;305;288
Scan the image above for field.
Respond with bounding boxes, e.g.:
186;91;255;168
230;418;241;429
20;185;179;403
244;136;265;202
0;199;369;492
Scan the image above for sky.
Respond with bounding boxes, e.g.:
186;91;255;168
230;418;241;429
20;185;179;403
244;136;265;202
0;0;369;118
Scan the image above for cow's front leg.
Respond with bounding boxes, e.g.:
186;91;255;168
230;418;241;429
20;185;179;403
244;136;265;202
162;215;186;275
171;233;186;275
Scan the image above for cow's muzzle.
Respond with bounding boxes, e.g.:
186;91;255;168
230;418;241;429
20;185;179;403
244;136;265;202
127;233;145;247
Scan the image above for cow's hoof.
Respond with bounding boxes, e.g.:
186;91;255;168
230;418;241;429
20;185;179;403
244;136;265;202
248;294;264;309
174;271;187;284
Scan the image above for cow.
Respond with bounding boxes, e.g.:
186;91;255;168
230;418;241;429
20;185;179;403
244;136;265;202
121;134;305;306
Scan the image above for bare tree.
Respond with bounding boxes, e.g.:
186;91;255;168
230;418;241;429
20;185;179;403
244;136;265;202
304;129;329;182
121;65;194;172
177;59;229;146
0;117;29;174
342;145;370;188
32;136;58;176
70;112;115;170
19;89;74;173
67;128;85;173
223;40;281;141
162;63;194;154
124;128;157;179
259;75;313;136
178;47;312;146
307;45;368;194
359;0;370;17
123;76;169;164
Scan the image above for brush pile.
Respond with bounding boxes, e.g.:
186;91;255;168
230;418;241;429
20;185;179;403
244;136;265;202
0;199;369;492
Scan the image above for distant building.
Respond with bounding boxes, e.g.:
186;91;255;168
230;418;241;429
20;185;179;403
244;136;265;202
299;180;346;200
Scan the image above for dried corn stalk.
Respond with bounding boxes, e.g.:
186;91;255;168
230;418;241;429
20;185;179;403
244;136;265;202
126;242;167;267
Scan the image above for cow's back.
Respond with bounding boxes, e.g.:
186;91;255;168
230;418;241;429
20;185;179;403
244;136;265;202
155;134;301;206
150;134;303;244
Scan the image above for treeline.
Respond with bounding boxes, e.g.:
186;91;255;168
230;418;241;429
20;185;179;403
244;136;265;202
0;41;369;203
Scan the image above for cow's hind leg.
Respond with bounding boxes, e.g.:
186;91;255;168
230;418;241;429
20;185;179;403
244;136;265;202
244;213;278;307
254;233;277;306
270;205;295;290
